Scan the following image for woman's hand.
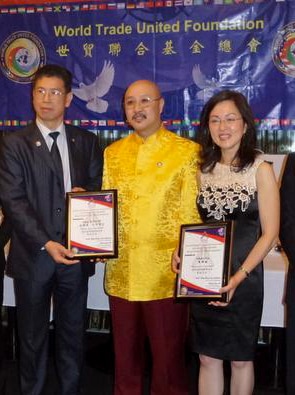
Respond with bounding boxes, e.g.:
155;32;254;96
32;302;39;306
208;275;239;307
171;248;180;274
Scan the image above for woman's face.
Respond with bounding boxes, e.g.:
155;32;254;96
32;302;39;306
208;99;247;159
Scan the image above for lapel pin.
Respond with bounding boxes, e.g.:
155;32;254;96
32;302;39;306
71;138;75;143
35;141;41;147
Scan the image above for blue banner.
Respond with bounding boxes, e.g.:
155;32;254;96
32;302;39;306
0;1;294;152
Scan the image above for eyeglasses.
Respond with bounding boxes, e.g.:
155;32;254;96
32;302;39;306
124;96;162;110
34;87;65;98
209;116;242;127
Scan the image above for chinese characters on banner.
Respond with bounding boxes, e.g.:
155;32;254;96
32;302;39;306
0;0;294;152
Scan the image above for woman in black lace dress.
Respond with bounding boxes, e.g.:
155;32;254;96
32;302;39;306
173;90;279;395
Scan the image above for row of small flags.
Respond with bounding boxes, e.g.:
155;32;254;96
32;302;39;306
0;118;294;128
0;0;274;15
0;119;186;128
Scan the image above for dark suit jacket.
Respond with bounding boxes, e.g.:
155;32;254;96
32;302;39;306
0;123;103;280
0;213;11;306
0;209;11;268
280;152;295;302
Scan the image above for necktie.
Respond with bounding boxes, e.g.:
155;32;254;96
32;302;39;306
49;132;64;194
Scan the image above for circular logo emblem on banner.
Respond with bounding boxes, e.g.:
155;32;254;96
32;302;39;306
0;31;46;83
272;22;295;78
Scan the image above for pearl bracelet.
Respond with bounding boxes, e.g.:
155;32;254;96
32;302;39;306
239;266;250;277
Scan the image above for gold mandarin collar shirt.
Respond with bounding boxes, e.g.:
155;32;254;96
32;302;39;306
103;127;201;301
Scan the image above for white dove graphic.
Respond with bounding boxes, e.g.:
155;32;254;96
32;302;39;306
73;60;115;113
192;64;221;102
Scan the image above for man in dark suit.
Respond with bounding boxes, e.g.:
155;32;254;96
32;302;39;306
0;209;11;392
0;134;12;309
0;207;11;308
0;207;11;372
0;64;103;395
280;153;295;394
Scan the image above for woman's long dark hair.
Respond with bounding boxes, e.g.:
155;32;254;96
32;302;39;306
197;90;258;173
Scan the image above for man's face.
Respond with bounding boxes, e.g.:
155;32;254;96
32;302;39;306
32;76;73;129
124;81;164;138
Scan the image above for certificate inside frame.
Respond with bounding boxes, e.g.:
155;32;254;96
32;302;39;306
176;221;233;302
66;190;118;258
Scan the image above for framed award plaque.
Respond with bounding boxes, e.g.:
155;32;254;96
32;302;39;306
176;221;233;302
66;190;118;258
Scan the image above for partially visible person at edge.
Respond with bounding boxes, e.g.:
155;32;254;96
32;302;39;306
279;152;295;395
0;133;12;310
0;203;12;368
172;90;279;395
0;206;12;308
0;64;103;395
102;79;201;395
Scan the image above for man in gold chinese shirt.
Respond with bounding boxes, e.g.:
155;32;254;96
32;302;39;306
103;80;201;395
